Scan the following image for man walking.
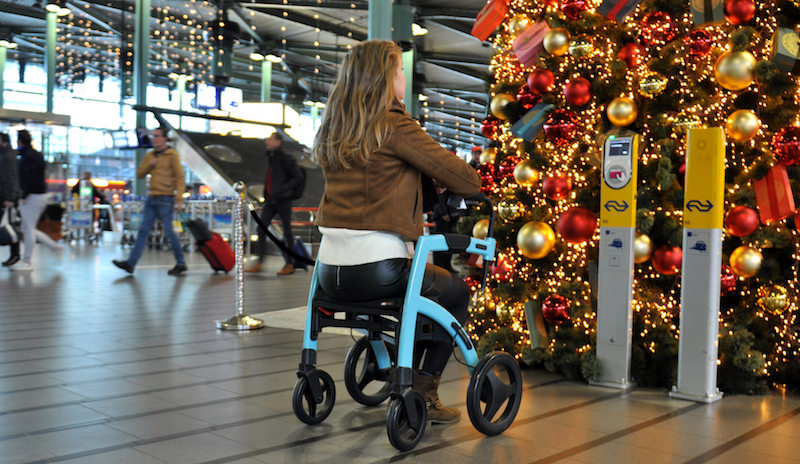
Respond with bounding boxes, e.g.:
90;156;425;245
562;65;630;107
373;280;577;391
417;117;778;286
246;131;302;275
0;133;20;267
113;126;187;276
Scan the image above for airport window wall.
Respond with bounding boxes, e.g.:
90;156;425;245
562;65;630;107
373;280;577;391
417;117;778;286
0;58;319;193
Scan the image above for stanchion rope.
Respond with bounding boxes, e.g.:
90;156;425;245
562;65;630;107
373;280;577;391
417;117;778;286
248;206;316;266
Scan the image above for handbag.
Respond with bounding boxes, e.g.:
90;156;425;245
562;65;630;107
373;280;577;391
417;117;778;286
0;206;19;246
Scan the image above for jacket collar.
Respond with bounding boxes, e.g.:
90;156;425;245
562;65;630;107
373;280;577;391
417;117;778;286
392;98;406;112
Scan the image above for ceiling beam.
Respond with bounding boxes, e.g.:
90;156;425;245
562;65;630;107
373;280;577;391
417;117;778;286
69;0;120;35
255;9;367;42
0;2;46;20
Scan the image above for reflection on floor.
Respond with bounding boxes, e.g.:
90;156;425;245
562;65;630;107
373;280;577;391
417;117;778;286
1;240;799;464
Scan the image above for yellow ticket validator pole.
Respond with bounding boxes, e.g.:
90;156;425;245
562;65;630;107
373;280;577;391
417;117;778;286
593;134;639;389
670;127;725;403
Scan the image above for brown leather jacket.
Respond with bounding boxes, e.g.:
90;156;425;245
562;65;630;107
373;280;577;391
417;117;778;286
136;147;184;203
315;101;481;240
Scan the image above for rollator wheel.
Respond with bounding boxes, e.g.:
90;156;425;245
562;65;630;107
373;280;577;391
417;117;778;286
466;351;523;436
387;391;427;451
343;336;395;406
292;370;335;425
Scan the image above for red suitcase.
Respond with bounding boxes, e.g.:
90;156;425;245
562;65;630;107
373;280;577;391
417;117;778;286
198;232;235;273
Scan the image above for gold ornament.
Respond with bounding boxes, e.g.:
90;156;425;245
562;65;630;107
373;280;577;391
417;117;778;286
726;109;760;142
480;147;497;164
638;73;668;97
607;97;638;127
490;93;516;121
513;160;540;186
757;285;790;315
729;245;762;278
543;28;571;56
517;221;556;259
508;14;533;35
633;233;653;264
714;50;757;91
568;35;595;59
473;219;490;239
673;111;703;135
498;199;525;221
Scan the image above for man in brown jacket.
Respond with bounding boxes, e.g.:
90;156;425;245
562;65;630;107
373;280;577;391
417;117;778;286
112;126;187;275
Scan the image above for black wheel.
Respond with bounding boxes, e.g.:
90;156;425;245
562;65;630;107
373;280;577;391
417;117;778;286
343;337;395;406
292;369;335;425
467;351;523;436
387;391;427;451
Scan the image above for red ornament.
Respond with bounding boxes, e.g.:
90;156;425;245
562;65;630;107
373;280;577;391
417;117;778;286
685;29;713;58
641;11;675;46
542;172;573;201
720;265;737;296
477;163;496;193
557;207;597;243
564;77;592;106
725;0;756;26
516;85;540;111
481;115;501;140
527;68;555;94
652;245;683;275
619;43;642;68
725;205;759;237
497;155;521;182
491;256;514;282
542;294;570;324
561;0;588;20
678;163;686;186
543;109;579;145
464;273;482;294
772;127;800;166
795;211;800;231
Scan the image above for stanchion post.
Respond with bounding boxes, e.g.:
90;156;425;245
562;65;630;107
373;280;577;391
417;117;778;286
216;181;264;330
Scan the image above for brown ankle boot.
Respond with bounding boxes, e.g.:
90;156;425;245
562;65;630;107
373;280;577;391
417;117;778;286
412;371;461;424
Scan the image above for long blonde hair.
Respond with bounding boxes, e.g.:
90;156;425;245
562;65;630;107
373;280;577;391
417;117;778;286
312;40;402;170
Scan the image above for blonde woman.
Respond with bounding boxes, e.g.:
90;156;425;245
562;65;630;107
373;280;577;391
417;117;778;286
312;40;481;424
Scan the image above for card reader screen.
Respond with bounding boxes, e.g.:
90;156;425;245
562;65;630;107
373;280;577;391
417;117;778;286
608;141;630;156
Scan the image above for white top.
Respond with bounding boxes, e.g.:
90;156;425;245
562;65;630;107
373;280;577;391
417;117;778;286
318;226;410;266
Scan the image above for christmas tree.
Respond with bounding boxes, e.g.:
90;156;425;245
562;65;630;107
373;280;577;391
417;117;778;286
464;0;800;394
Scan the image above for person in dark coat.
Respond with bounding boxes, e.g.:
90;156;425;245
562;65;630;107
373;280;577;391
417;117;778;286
246;131;303;275
0;133;21;267
430;180;466;273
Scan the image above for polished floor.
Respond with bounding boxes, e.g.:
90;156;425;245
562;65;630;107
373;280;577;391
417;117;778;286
2;239;800;464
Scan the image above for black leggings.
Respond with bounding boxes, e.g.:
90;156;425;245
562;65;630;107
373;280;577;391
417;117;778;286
317;259;470;375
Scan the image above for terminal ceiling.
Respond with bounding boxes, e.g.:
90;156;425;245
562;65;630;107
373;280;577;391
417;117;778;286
0;0;495;149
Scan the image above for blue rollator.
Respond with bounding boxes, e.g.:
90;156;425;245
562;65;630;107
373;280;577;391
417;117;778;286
291;195;523;451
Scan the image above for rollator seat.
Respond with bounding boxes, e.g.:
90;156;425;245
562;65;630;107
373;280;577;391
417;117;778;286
309;289;435;342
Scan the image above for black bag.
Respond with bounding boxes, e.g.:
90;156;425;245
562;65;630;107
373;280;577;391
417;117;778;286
290;167;306;200
0;207;19;246
292;236;311;269
183;217;214;243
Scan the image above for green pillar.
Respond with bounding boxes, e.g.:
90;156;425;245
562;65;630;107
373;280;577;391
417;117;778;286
402;50;418;118
134;0;151;196
312;105;318;129
176;74;189;129
0;45;6;108
368;0;393;41
46;10;56;113
261;60;272;103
